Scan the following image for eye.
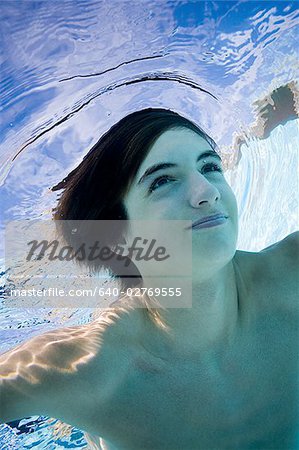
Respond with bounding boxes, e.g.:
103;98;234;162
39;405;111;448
148;175;175;193
201;162;223;174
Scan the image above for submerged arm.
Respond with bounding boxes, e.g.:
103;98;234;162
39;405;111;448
0;320;110;428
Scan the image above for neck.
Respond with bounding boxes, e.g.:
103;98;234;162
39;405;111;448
143;259;241;356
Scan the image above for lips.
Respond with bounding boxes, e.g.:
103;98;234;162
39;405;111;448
188;213;228;229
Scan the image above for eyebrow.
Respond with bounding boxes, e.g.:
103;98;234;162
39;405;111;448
137;150;222;186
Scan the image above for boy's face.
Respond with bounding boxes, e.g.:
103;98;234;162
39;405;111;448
123;127;239;273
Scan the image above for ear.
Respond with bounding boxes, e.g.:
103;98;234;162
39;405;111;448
112;221;136;257
111;236;130;258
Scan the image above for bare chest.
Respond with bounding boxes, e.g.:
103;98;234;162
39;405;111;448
99;309;298;449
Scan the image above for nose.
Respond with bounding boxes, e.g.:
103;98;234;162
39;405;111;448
187;171;220;208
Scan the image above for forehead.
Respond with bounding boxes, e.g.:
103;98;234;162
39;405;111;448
137;127;212;171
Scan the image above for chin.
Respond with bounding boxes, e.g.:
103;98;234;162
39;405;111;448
192;234;237;267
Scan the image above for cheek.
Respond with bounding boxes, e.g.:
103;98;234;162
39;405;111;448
230;193;238;217
223;185;238;212
222;186;238;230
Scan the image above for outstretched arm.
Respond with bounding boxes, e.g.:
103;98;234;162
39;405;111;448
0;320;108;428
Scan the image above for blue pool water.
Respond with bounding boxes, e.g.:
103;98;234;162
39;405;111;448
0;1;298;448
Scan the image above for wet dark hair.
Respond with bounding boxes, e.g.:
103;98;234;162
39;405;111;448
51;108;216;287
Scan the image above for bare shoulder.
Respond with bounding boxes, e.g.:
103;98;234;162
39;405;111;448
260;231;299;258
234;232;298;313
259;231;299;284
